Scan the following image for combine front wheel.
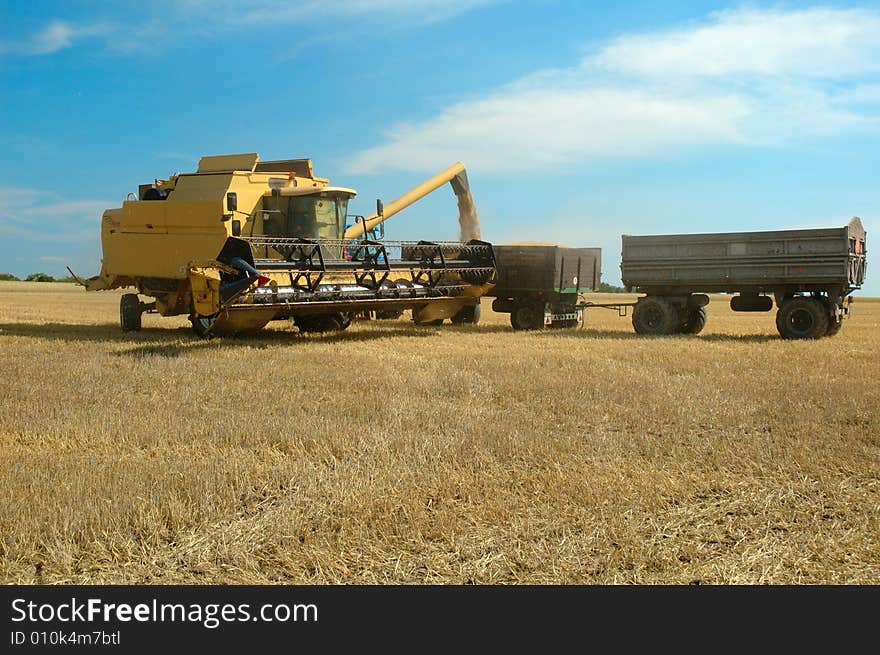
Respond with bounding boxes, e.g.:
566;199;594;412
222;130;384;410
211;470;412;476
190;313;218;338
451;303;481;325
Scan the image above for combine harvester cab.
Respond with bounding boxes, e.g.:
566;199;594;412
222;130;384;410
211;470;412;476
84;153;495;336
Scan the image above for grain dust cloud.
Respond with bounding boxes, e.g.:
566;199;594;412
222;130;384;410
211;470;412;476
457;190;481;241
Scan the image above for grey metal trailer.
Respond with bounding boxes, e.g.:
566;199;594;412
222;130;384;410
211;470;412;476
620;217;867;339
488;244;602;330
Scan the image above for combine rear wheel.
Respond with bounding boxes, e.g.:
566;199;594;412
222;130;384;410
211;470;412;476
120;293;143;332
776;297;828;339
632;297;678;335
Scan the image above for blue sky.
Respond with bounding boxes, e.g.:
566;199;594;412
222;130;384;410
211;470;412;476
1;1;877;294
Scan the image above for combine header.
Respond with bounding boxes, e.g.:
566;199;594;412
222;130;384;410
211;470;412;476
83;153;495;335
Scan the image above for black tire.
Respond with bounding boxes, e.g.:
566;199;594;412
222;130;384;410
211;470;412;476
120;293;142;332
451;303;481;325
632;297;678;335
825;317;844;337
189;313;217;338
295;312;351;333
375;310;404;320
819;298;844;337
680;307;707;335
775;297;829;339
510;302;544;331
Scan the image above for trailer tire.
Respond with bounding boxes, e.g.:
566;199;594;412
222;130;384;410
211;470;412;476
510;302;544;331
680;307;707;335
451;303;481;325
825;317;844;337
120;293;143;332
776;297;829;339
632;297;678;335
819;298;844;337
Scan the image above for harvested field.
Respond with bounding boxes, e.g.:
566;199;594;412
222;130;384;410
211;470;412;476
0;281;878;584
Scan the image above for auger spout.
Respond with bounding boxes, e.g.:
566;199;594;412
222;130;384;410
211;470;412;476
343;162;472;241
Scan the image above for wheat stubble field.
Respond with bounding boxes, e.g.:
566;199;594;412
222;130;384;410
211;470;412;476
0;281;877;584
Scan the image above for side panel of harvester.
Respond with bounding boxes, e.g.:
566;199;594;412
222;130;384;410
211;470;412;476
620;217;867;339
488;244;601;330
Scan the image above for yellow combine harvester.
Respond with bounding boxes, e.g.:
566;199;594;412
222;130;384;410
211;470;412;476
83;153;495;336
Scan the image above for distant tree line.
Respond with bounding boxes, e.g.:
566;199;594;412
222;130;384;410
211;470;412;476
0;273;78;283
596;282;632;293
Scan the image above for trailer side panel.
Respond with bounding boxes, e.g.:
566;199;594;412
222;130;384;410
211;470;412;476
620;218;866;294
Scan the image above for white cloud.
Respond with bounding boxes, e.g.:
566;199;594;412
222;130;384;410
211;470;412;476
20;20;113;55
347;6;880;174
7;1;500;56
0;188;113;235
350;88;752;173
208;0;500;25
13;199;115;224
591;8;880;78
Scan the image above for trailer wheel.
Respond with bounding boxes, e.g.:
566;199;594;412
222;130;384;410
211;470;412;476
120;293;143;332
776;297;829;339
632;297;678;335
819;298;844;337
451;303;481;325
825;317;844;337
510;302;544;330
680;307;707;335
